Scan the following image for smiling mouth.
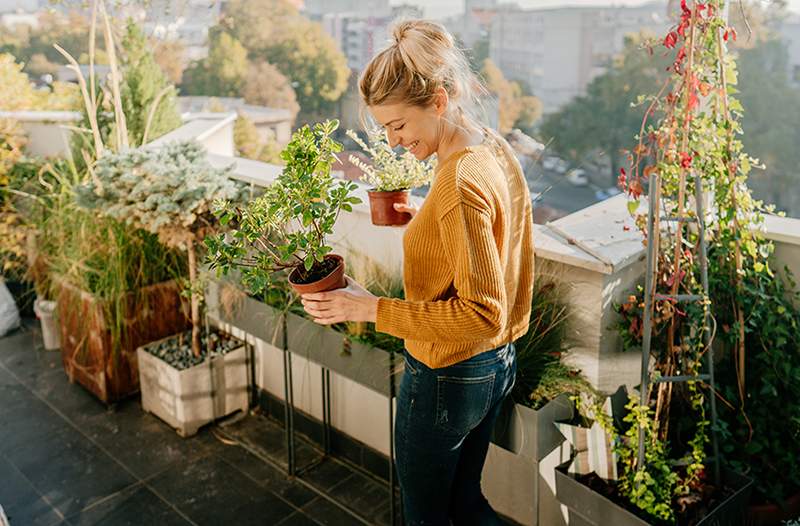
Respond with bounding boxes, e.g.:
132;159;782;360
407;140;419;153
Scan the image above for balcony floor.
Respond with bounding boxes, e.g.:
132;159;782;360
0;321;401;526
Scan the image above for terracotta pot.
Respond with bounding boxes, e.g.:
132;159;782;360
288;254;346;295
367;189;412;226
747;490;800;526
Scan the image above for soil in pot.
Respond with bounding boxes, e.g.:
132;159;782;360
367;189;412;226
142;329;242;370
288;254;346;294
573;471;740;526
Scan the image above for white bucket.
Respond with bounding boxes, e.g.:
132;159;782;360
34;297;60;351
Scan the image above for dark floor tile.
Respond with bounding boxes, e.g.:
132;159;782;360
301;497;363;526
327;471;390;520
64;485;191;526
300;458;356;492
26;367;110;425
276;510;322;526
221;414;319;470
330;429;363;468
78;399;216;480
371;501;403;526
0;399;75;457
217;443;317;508
0;327;61;373
361;445;391;482
7;426;137;519
0;458;63;526
148;454;295;525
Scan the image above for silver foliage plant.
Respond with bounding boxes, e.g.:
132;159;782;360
76;140;246;357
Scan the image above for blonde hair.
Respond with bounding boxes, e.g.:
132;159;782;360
358;19;487;127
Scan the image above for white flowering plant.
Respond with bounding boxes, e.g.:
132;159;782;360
346;129;434;192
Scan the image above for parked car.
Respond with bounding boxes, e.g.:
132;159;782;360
566;168;589;187
595;187;622;200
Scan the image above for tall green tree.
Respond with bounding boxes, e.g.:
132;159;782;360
540;34;669;184
737;38;800;216
120;21;181;146
181;30;248;98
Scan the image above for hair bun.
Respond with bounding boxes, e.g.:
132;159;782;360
392;21;413;46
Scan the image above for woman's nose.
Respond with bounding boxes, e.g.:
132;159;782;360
386;130;400;148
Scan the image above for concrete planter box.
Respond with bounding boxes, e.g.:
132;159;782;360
286;312;401;396
137;337;248;437
492;394;574;462
484;394;574;525
555;460;753;526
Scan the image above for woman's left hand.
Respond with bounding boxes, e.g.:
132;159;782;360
300;276;379;325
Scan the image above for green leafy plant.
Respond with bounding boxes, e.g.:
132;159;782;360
75;140;245;356
512;278;591;410
345;129;434;192
206;119;361;296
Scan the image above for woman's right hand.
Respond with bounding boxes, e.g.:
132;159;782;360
394;202;419;219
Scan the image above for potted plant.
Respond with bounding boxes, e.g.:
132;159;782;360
76;140;248;435
345;128;433;226
207;119;361;295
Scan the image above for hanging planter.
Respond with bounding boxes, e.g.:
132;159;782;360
346;129;433;227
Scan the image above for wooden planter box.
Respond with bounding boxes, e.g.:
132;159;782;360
57;279;189;404
286;311;401;397
492;394;574;462
555;460;753;526
137;336;248;437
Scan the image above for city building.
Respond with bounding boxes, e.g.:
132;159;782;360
781;14;800;86
489;2;670;112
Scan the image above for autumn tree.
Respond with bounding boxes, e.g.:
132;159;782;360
152;39;186;86
480;59;542;134
242;61;299;120
221;0;349;120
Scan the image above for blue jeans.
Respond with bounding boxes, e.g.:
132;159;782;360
395;343;517;526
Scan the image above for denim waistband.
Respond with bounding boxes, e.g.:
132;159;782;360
405;342;514;372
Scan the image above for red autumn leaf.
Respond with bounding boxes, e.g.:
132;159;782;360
623;225;631;232
618;169;627;189
664;31;678;49
699;82;711;96
723;30;729;41
730;27;738;41
688;91;699;110
629;179;644;199
680;152;693;169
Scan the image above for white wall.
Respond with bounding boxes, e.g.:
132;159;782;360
0;111;80;158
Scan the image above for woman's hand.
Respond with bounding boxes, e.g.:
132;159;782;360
393;202;418;218
300;276;379;325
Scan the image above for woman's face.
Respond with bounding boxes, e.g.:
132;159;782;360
368;98;444;161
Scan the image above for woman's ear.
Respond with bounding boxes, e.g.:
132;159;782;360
433;87;449;117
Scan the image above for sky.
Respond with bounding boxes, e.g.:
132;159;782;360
392;0;800;20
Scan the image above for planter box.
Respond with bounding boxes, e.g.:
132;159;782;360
286;311;401;396
137;336;248;437
205;279;284;347
555;460;753;526
57;279;189;404
492;394;574;462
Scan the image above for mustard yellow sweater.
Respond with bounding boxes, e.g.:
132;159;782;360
375;131;535;369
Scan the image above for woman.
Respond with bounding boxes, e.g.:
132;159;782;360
301;19;535;526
